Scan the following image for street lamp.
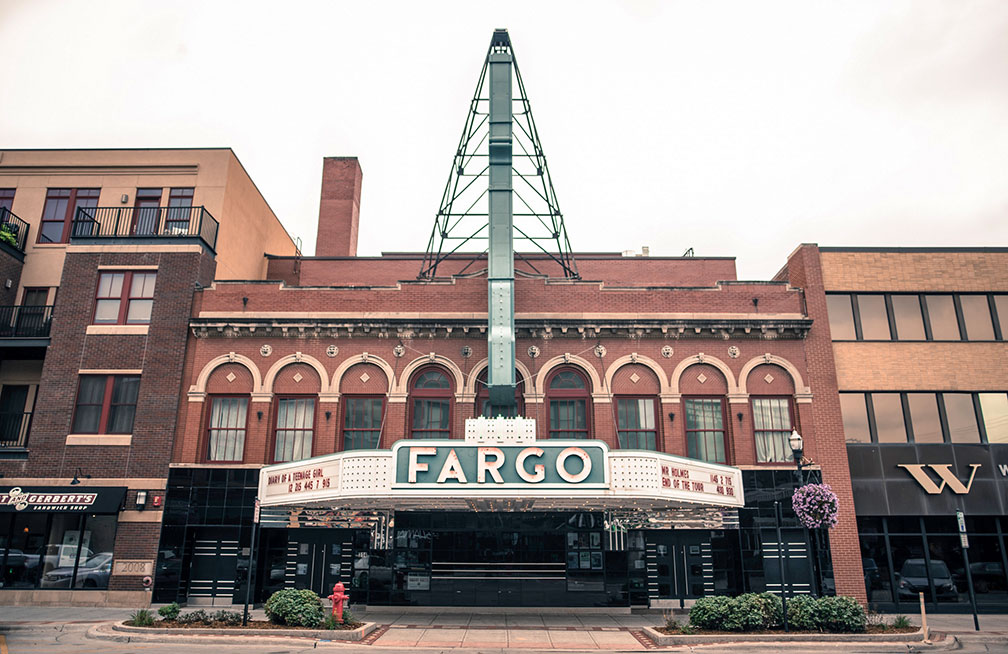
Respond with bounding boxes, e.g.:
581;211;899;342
789;429;803;485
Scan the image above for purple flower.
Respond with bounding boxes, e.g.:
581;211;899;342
792;483;839;529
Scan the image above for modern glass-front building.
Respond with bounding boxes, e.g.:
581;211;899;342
817;246;1008;612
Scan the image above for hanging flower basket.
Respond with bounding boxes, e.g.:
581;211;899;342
792;483;839;529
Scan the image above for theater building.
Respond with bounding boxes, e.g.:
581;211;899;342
803;247;1008;612
0;148;296;605
151;149;865;608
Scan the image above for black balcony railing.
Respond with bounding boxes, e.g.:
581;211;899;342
0;207;30;252
0;305;53;338
72;206;219;250
0;412;32;449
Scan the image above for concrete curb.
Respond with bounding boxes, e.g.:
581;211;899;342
86;620;376;643
642;625;929;645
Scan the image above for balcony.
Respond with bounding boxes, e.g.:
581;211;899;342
0;411;32;450
72;206;219;251
0;207;30;256
0;305;53;340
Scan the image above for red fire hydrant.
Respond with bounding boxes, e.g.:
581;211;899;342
328;581;349;623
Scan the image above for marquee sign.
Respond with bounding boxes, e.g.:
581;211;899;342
259;437;744;511
392;441;608;489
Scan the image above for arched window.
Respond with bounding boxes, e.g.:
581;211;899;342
547;368;590;439
475;368;525;417
409;367;453;439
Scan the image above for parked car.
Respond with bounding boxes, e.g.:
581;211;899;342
897;558;958;601
40;552;113;588
25;544;95;574
952;561;1008;593
863;557;882;591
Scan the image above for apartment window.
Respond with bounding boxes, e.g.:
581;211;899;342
206;396;248;462
71;375;140;434
166;188;194;234
617;397;659;451
839;393;870;443
409;368;452;439
924;295;960;340
93;271;156;324
959;295;995;341
273;397;314;462
547;368;590;439
871;393;907;442
684;397;726;462
342;396;383;450
891;295;926;340
39;188;99;244
751;397;793;463
0;189;13;213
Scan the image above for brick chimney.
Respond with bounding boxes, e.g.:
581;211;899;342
315;157;362;256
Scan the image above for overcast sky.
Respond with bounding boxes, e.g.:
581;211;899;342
2;1;1006;280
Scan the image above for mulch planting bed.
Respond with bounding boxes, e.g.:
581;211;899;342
139;620;364;631
655;624;918;635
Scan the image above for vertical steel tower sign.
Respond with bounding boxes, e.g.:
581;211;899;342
420;29;578;415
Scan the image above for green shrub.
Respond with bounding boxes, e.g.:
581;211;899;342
731;592;782;630
157;603;180;621
680;623;695;635
128;608;155;627
212;609;243;625
264;588;325;628
0;225;17;248
786;595;819;631
891;615;912;630
689;595;735;630
177;609;210;625
813;596;866;633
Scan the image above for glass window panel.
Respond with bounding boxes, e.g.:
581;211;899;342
926;295;960;340
40;515;86;589
840;393;870;443
550;399;587;438
857;295;891;340
72;376;106;433
208;397;247;461
907;393;943;443
73;515;116;590
6;513;48;588
922;536;966;604
752;398;791;462
414;370;449;389
944;393;980;443
93;299;120;323
994;295;1008;339
97;273;124;298
685;398;725;462
872;393;907;443
130;272;156;298
550;370;586;389
979;393;1008;444
890;534;931;603
826;295;856;340
617;398;658;450
960;295;995;341
274;398;314;461
861;535;894;604
891;295;926;340
125;298;153;323
344;397;383;450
